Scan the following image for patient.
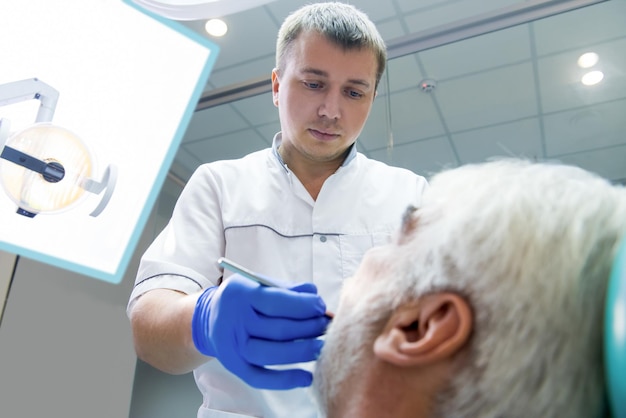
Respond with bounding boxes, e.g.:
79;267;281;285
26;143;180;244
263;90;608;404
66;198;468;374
313;159;626;418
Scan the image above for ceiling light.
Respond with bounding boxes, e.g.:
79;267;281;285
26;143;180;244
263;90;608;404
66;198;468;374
205;18;227;37
581;70;604;86
577;52;599;68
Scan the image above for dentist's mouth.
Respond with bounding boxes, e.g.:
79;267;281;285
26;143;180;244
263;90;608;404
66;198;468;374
309;129;339;141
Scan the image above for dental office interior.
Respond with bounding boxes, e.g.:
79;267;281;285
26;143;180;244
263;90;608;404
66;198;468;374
1;0;625;417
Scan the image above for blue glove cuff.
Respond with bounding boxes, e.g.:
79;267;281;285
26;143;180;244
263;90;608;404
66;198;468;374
192;286;218;357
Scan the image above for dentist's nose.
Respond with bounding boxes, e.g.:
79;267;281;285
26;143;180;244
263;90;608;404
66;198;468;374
318;89;341;120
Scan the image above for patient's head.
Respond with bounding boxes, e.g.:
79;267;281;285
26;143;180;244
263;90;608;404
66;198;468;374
313;159;626;418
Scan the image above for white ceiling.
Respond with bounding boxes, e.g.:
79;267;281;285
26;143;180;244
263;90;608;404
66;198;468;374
169;0;626;185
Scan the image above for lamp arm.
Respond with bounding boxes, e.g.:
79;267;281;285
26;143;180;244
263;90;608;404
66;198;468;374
0;78;60;123
0;119;9;148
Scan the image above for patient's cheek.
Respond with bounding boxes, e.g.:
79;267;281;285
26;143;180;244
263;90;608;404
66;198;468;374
337;275;361;306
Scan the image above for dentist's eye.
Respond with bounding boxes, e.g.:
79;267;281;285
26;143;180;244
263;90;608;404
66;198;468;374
304;81;322;89
345;89;363;99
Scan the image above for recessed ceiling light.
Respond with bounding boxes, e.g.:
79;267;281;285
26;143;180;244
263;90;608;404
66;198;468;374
577;52;599;68
205;18;227;37
581;70;604;86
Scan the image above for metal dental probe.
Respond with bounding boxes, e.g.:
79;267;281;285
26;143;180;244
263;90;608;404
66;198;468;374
217;257;334;319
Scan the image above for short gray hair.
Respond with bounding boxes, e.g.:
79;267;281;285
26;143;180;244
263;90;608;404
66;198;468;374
405;159;626;417
276;2;387;89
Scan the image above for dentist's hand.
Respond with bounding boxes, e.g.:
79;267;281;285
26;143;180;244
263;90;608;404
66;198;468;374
191;274;331;389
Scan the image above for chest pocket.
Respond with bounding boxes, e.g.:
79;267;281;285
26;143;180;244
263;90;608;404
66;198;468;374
339;232;392;279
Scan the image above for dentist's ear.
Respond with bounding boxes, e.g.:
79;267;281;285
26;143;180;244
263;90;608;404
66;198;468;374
373;293;472;367
271;69;280;107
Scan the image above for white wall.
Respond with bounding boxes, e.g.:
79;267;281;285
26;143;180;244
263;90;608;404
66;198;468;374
129;359;201;418
0;239;145;418
0;251;15;321
0;197;163;417
0;174;204;418
0;258;136;417
127;176;203;418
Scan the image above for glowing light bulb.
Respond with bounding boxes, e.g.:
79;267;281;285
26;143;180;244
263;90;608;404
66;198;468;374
0;124;93;215
577;52;599;68
205;18;227;37
581;70;604;86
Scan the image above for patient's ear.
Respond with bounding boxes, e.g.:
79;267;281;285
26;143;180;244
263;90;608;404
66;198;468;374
373;293;472;367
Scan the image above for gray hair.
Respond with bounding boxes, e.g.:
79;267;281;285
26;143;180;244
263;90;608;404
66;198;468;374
276;2;387;89
407;159;626;417
320;159;626;417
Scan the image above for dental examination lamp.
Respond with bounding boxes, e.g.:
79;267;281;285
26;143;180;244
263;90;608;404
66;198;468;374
0;78;117;218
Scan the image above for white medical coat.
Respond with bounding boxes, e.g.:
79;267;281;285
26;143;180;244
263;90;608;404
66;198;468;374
128;134;429;417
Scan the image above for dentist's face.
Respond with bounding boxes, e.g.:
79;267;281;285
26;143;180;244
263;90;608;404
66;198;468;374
272;30;377;166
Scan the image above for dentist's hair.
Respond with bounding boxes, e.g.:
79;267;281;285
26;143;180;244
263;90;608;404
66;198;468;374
275;2;387;89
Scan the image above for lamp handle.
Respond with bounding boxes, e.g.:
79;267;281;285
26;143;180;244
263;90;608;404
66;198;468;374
81;164;118;217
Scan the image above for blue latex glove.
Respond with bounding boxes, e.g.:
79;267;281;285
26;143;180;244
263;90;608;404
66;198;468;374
191;274;331;390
